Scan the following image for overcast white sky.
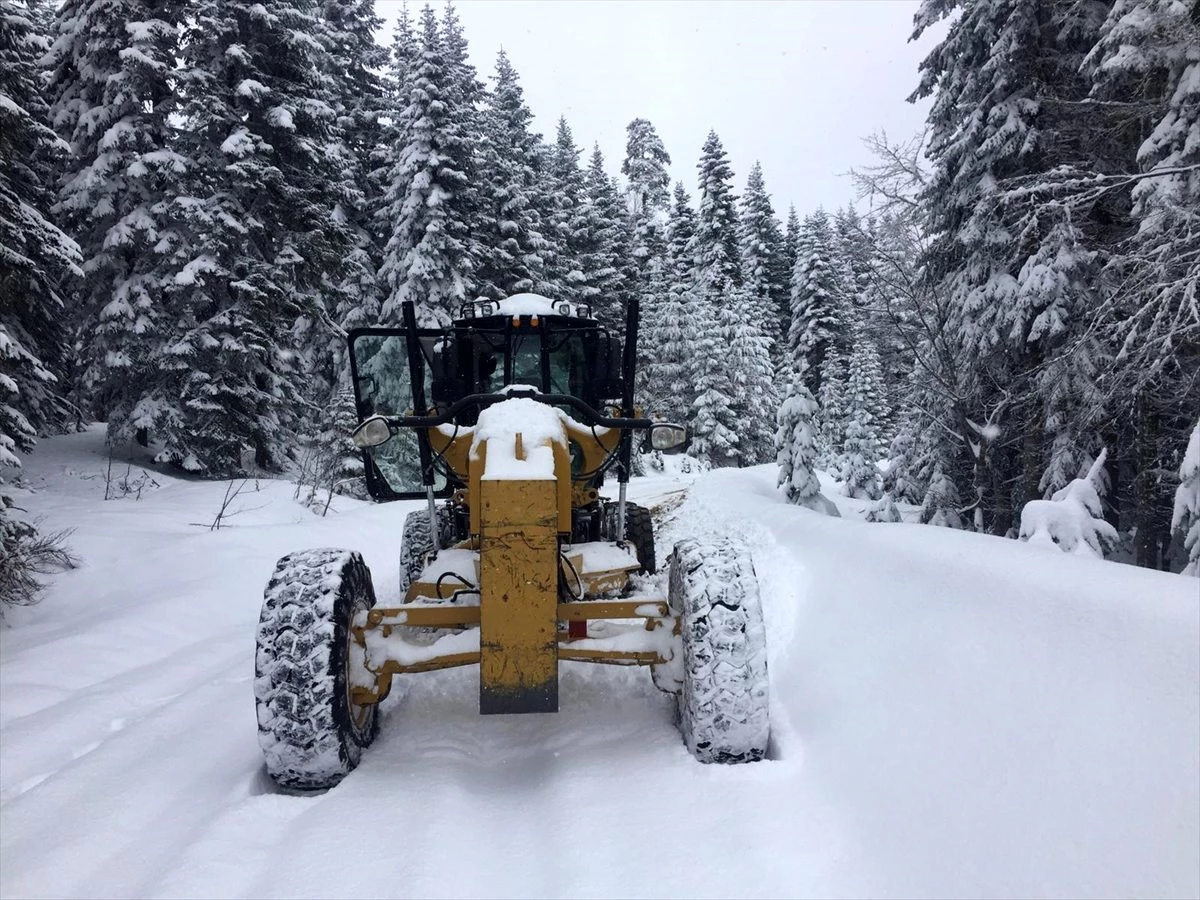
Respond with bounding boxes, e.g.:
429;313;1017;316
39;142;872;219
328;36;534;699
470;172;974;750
375;0;945;218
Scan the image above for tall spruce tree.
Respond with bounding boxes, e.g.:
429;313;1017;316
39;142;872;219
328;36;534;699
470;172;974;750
2;0;81;439
622;117;671;275
1;0;83;608
787;209;843;393
143;0;352;474
840;330;889;499
911;0;1125;538
780;204;801;357
45;0;184;438
739;162;787;365
642;182;697;424
379;6;475;327
579;146;633;330
473;49;551;302
776;376;825;511
817;344;847;469
546;117;589;304
316;0;388;382
622;117;672;402
1087;0;1199;567
688;131;750;467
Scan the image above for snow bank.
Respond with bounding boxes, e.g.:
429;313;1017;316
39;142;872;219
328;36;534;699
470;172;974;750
681;465;1198;899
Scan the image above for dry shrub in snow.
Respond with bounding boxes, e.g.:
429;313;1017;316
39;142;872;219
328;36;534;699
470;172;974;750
0;520;77;618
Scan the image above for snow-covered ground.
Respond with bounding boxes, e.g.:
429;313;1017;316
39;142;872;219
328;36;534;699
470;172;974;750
2;427;1197;899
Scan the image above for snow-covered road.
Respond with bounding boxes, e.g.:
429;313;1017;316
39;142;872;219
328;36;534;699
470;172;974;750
2;429;1197;899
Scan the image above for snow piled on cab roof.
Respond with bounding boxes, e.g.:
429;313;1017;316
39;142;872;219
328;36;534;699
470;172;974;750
495;293;557;316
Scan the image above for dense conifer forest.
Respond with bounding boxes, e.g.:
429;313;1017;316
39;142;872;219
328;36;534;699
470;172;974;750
2;0;1197;599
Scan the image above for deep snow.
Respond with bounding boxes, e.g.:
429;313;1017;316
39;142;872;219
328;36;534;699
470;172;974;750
1;427;1197;899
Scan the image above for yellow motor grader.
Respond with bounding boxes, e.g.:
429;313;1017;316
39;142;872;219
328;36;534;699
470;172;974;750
254;294;769;790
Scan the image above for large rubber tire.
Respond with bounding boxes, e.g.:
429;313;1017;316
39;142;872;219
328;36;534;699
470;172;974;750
602;501;656;574
399;505;457;595
670;537;769;763
255;549;379;790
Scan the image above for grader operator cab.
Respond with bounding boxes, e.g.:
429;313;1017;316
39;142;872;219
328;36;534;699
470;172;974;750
253;294;770;790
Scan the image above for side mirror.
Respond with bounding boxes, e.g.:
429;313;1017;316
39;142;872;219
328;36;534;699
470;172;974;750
645;422;689;454
351;416;393;448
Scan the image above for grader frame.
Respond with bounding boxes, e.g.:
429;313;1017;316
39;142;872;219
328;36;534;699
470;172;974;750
345;296;685;715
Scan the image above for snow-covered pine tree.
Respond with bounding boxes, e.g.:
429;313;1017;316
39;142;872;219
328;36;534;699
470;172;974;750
840;331;888;499
379;6;475;328
857;203;920;422
641;182;697;424
544;118;587;305
1173;421;1200;577
693;132;743;293
739;162;787;368
777;204;801;367
290;0;391;475
833;206;874;317
374;1;416;189
816;344;846;468
142;0;353;475
579;145;634;331
920;458;964;529
622;117;671;275
2;0;82;438
688;294;739;469
783;204;801;281
723;289;777;465
883;424;923;505
787;209;844;394
1087;0;1200;390
1;0;83;610
687;131;764;467
437;0;486;286
1019;450;1118;559
45;0;184;440
1088;0;1199;569
910;0;1122;539
621;117;672;408
295;0;388;417
317;0;388;371
473;49;551;303
775;376;837;515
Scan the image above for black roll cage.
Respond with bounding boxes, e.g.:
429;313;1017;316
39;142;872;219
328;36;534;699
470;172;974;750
347;298;644;502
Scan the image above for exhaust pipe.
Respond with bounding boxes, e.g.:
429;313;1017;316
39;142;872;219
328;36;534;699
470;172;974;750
616;297;639;542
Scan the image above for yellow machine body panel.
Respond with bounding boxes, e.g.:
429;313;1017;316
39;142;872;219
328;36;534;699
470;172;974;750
478;473;559;713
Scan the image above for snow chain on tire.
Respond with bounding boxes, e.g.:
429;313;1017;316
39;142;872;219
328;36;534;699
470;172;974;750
670;537;770;763
255;549;379;790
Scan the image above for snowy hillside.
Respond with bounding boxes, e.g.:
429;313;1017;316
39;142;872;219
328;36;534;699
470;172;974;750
1;428;1196;899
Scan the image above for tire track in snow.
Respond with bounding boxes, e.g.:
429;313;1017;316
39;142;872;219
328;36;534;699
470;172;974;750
148;660;849;900
1;628;251;803
0;655;264;899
